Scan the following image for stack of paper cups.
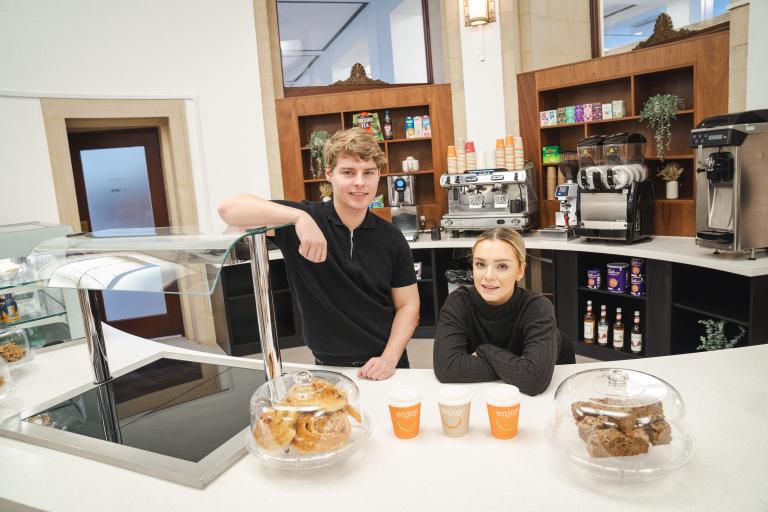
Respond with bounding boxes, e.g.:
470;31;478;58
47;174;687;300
514;136;524;169
504;135;515;170
465;140;477;171
456;138;466;173
447;146;458;174
495;139;505;168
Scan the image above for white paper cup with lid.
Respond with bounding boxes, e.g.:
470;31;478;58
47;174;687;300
436;386;472;437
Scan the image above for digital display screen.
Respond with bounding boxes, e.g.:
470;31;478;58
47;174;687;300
556;186;568;194
708;133;725;141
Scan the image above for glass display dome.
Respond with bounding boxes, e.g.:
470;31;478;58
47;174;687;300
0;356;13;401
0;328;34;367
247;369;370;469
547;368;693;481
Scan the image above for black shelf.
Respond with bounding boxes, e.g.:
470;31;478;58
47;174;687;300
672;300;749;327
574;341;643;361
578;286;646;301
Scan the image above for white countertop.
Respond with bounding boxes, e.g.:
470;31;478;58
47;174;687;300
269;233;768;277
1;326;767;511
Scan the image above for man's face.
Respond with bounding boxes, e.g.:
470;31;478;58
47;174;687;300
325;154;380;211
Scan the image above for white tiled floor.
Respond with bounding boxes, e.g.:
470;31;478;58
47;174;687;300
156;337;598;366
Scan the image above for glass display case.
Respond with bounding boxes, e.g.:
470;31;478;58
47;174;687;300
0;225;295;488
0;222;84;348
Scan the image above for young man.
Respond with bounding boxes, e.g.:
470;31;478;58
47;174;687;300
218;128;419;380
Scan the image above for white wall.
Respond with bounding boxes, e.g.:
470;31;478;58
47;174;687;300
0;96;60;224
746;0;768;110
459;0;506;166
0;0;270;230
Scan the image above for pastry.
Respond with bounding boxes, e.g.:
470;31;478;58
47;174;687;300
572;397;672;457
292;410;351;454
286;378;348;412
253;404;299;452
585;426;650;458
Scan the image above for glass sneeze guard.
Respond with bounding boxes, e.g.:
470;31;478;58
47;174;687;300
13;226;287;295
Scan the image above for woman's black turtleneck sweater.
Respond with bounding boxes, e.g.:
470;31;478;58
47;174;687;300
432;285;562;396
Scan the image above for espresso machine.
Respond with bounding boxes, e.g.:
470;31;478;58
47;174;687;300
540;151;579;240
690;109;768;259
575;133;654;243
440;163;538;235
388;175;418;241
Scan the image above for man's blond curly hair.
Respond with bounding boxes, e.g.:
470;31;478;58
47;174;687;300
324;127;386;172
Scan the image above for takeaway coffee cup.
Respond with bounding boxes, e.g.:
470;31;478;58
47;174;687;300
436;386;471;437
388;387;421;439
485;384;521;440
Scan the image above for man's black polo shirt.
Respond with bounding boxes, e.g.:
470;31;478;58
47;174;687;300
271;200;416;358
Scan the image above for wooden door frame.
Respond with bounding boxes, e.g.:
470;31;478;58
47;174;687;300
40;98;215;344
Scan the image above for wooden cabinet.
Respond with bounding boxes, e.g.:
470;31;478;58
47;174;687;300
517;29;729;236
275;84;454;227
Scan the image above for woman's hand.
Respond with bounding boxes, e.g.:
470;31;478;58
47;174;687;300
294;212;327;262
358;356;397;380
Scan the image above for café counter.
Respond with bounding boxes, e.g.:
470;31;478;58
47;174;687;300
1;326;766;511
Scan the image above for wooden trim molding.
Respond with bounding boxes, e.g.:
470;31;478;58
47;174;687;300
39;98;216;345
589;0;601;58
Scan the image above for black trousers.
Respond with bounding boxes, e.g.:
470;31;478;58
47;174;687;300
314;351;410;369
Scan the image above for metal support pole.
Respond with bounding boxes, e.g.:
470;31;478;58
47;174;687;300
246;233;282;380
95;382;122;443
77;289;112;384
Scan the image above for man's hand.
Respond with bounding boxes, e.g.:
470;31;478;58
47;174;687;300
295;212;327;262
357;356;397;380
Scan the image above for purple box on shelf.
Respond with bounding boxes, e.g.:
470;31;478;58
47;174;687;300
587;268;601;289
557;107;566;125
592;103;603;120
575;104;584;123
583;104;593;121
630;257;645;277
606;262;629;293
630;275;646;296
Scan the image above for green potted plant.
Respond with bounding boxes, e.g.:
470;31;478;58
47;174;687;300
658;162;684;199
639;94;684;161
696;319;746;351
308;130;329;179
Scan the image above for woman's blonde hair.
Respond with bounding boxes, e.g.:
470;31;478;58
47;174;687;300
324;127;386;172
472;227;527;266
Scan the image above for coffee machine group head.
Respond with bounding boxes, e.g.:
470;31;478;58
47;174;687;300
690;109;768;258
575;132;654;243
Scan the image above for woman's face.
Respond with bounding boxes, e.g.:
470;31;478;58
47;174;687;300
472;239;526;305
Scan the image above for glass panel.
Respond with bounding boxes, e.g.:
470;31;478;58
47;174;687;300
13;226;290;296
278;0;430;87
23;358;267;463
80;146;154;231
601;0;729;53
80;146;167;319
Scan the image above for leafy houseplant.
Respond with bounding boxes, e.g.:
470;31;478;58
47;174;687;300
308;130;329;179
696;319;746;351
659;162;684;199
639;94;684;161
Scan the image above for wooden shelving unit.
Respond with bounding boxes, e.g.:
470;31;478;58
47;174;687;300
276;84;454;227
517;29;729;235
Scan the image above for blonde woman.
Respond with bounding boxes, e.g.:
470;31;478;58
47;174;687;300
433;228;574;395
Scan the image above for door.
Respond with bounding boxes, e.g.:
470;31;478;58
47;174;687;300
68;128;184;339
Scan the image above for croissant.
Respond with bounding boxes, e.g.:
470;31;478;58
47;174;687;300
253;404;299;452
291;410;351;453
286;378;348;412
